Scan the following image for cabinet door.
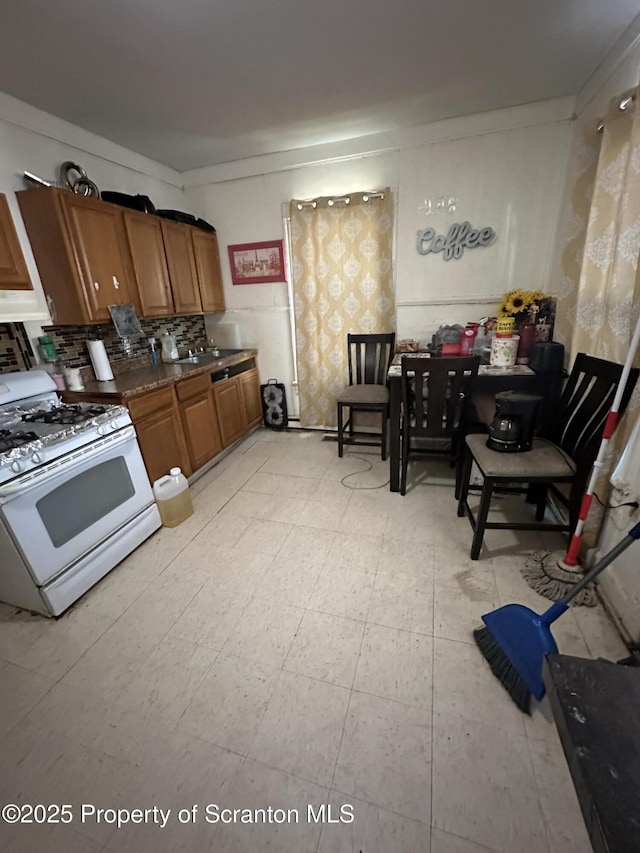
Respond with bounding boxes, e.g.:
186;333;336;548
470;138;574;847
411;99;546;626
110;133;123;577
0;195;32;290
192;230;225;313
122;210;174;317
60;194;132;321
180;391;222;471
212;377;245;447
160;219;202;314
238;368;263;428
134;407;191;483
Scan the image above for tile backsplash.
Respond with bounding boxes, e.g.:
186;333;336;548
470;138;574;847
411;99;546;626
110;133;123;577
42;315;208;375
0;323;34;373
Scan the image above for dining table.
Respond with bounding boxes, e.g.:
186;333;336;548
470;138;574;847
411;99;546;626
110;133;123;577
386;352;561;492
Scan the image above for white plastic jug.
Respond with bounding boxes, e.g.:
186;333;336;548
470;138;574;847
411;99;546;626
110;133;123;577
152;467;194;527
161;332;179;363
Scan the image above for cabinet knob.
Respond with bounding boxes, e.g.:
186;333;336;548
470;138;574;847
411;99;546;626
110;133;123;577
113;276;120;290
94;281;100;290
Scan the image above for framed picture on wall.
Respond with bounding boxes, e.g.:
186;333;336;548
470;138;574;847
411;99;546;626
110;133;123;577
228;240;287;284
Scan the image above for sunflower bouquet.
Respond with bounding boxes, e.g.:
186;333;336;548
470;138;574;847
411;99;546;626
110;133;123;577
498;289;545;322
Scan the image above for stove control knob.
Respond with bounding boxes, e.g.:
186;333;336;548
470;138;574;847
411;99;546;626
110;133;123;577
31;452;42;464
111;420;118;430
11;460;22;473
97;425;106;436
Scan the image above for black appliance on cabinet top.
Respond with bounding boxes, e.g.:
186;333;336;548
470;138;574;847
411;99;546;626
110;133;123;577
486;391;544;453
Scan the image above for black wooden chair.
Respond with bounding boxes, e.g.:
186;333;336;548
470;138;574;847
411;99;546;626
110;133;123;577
457;353;639;559
337;333;396;459
400;355;480;494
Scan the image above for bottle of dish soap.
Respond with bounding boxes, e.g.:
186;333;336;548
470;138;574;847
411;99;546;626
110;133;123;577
161;332;179;363
152;467;194;527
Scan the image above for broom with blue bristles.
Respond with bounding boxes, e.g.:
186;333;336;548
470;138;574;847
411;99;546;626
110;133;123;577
475;521;640;713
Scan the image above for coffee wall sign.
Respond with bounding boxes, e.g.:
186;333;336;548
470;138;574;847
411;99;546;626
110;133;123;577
417;220;496;261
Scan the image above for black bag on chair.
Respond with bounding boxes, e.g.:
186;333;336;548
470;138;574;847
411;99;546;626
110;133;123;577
261;379;288;429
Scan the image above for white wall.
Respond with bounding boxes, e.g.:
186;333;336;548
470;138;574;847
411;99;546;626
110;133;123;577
0;91;184;330
183;99;574;417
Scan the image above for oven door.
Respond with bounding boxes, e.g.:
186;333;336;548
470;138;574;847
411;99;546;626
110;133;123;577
0;427;154;585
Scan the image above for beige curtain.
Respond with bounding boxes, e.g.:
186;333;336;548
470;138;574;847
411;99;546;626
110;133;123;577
289;190;396;427
558;87;640;541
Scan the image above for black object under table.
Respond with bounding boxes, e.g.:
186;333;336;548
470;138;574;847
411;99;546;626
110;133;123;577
543;653;640;853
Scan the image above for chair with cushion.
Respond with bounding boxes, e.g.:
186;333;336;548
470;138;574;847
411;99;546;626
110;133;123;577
400;355;480;494
337;332;396;459
457;353;639;559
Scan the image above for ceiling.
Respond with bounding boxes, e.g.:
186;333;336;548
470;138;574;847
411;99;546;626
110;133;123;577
2;0;640;172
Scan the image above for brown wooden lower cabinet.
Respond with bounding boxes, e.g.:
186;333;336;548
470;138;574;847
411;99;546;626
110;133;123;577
238;368;263;428
65;363;263;483
127;384;190;482
212;376;245;447
176;373;222;471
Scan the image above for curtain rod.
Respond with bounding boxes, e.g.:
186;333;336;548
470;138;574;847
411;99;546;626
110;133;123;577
596;91;636;133
295;189;385;210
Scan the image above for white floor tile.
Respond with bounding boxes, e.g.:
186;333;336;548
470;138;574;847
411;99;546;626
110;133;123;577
250;670;350;787
354;623;433;708
210;758;326;852
285;610;365;687
431;712;548;853
528;736;591;853
326;530;383;573
433;584;499;645
308;564;375;621
0;605;113;681
0;719;137;846
223;596;304;668
319;793;430;852
0;659;54;739
178;652;279;754
116;634;216;727
277;525;336;565
333;690;432;823
114;731;244;853
431;827;496;852
367;569;434;634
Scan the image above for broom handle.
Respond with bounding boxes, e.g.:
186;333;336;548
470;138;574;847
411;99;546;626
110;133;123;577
541;521;640;625
563;314;640;567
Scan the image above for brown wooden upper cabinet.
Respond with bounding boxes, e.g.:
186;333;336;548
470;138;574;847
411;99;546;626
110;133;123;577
160;219;202;315
17;188;135;323
0;194;32;291
17;187;225;323
192;229;225;313
122;210;174;317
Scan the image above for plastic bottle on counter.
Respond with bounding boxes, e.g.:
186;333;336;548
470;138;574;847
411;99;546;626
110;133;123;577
161;332;179;363
152;467;194;527
50;358;66;391
148;337;160;365
37;335;58;363
460;323;479;356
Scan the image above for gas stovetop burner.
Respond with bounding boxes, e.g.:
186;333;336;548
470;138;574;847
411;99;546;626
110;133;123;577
22;404;108;426
0;429;40;452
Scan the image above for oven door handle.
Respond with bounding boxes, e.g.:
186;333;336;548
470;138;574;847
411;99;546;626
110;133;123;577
0;426;138;499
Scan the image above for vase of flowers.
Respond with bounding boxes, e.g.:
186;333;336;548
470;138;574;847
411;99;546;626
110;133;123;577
498;289;546;364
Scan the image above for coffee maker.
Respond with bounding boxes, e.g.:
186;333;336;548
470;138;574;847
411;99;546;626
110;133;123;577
486;391;543;453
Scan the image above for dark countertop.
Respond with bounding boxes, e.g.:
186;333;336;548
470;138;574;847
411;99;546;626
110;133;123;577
544;653;640;853
64;348;258;400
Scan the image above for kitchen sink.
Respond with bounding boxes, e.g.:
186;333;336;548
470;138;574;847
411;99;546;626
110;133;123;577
175;353;221;365
175;348;244;365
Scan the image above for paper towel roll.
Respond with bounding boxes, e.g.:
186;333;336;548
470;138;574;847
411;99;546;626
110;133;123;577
87;339;114;381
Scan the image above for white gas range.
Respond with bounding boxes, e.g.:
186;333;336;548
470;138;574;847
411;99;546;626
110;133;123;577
0;370;161;616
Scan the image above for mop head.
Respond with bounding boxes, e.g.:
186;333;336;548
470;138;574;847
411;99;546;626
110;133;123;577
473;626;532;714
522;551;597;607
